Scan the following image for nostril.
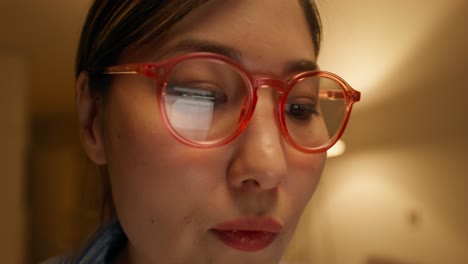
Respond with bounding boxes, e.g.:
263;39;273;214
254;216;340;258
242;179;261;189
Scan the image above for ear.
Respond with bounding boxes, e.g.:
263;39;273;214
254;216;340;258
76;72;107;165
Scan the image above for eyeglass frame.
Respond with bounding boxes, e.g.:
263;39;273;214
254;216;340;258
103;52;361;153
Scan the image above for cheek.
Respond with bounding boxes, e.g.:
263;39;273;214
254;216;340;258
104;109;224;217
285;150;326;213
103;101;230;256
100;81;228;231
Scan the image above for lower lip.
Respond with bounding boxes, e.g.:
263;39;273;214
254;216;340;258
212;229;277;252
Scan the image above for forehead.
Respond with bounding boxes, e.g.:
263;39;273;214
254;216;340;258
121;0;316;73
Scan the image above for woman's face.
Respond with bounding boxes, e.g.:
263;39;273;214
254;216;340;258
95;0;325;263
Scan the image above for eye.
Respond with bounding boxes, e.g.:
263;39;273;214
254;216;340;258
284;97;319;121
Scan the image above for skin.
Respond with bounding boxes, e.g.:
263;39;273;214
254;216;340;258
77;0;326;263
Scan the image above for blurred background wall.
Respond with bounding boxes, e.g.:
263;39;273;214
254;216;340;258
0;1;101;263
0;51;28;264
0;0;467;263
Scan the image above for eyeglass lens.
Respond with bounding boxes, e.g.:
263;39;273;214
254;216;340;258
162;58;347;150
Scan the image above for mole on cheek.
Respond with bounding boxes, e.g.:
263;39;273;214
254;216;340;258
183;215;194;225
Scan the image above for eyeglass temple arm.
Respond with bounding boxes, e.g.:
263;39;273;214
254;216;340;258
104;65;158;78
319;90;361;102
104;64;138;74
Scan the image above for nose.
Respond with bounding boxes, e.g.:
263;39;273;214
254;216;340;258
227;88;287;191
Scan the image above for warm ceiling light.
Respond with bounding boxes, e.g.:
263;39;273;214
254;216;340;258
327;140;346;158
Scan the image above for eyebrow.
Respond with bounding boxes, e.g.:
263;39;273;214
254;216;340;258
285;59;318;73
161;39;318;74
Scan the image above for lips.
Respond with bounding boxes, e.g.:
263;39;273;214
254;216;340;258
212;218;283;252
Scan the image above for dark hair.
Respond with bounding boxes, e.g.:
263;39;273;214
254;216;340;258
76;0;322;80
77;0;322;221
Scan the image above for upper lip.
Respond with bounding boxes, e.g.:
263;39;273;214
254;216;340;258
212;217;283;233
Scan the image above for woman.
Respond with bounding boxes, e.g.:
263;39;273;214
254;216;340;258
47;0;360;263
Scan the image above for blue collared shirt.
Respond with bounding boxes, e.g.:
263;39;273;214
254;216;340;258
42;219;127;264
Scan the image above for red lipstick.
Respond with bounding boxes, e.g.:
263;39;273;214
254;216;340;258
212;218;283;252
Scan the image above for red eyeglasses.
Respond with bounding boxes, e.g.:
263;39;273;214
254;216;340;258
104;52;361;153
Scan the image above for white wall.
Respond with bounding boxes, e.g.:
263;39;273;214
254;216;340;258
0;51;28;264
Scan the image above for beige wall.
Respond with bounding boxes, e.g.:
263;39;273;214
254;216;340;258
0;51;100;264
307;144;468;264
28;117;101;262
0;52;28;264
